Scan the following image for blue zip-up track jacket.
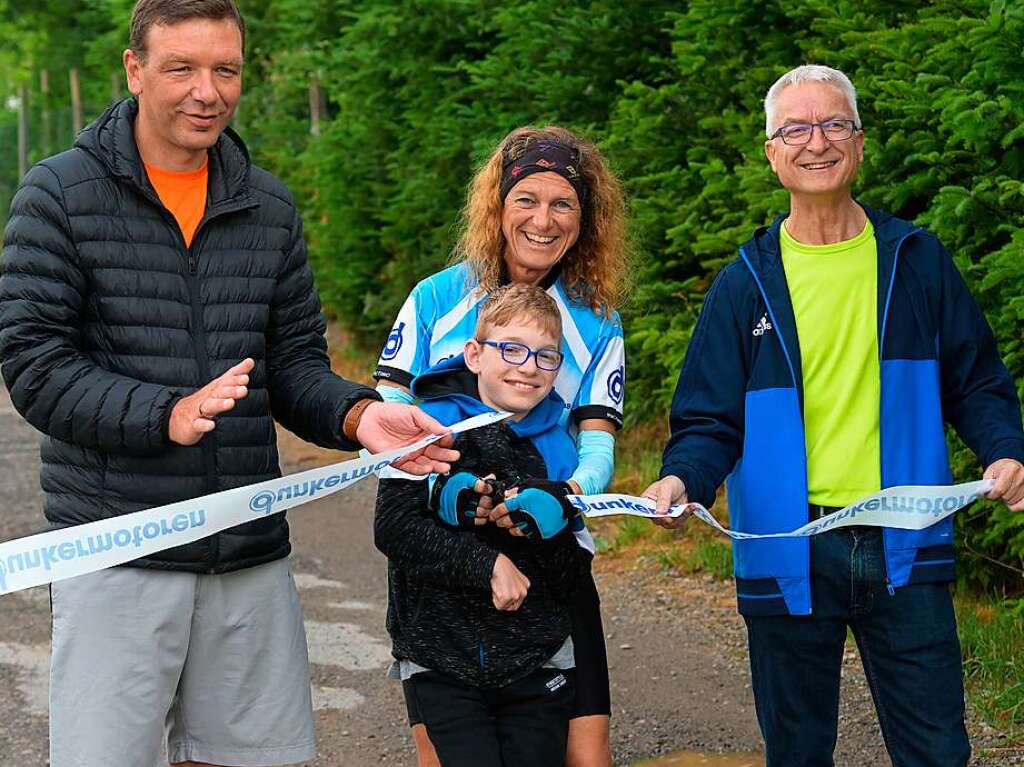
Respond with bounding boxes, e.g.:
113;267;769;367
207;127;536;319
661;205;1024;616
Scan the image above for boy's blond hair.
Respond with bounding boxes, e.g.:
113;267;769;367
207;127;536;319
474;284;562;342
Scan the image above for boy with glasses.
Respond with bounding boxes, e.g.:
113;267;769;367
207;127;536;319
374;284;588;766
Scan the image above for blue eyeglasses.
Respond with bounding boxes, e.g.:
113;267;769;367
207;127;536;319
482;340;564;371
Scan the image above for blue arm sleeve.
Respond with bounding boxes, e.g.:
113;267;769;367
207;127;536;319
569;429;615;494
375;383;415;405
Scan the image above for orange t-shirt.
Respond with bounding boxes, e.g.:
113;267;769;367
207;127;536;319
145;160;209;247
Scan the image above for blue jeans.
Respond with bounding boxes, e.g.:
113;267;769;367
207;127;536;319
744;527;970;767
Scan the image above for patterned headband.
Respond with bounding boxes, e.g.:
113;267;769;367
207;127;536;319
499;141;588;205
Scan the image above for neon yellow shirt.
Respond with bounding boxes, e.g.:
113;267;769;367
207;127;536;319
780;219;881;506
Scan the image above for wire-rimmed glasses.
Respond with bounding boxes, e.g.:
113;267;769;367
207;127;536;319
771;119;860;145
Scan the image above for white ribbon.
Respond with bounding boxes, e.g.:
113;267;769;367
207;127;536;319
1;414;992;597
0;411;509;596
569;479;994;537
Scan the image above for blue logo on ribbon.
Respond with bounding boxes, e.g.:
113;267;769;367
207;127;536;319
607;366;624;405
0;559;7;592
250;491;276;516
381;322;405;361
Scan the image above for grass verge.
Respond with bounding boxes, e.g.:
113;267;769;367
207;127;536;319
958;595;1024;745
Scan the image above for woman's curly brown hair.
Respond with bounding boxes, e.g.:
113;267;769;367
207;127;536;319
453;126;630;315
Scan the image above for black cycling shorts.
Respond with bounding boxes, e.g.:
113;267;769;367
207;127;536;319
568;561;611;718
407;668;575;766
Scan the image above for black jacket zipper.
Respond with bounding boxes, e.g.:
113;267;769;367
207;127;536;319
145;189;252;571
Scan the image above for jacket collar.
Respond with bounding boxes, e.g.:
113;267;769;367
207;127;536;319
741;202;915;277
75;98;255;213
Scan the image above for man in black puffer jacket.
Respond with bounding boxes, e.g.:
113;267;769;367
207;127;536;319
0;2;456;766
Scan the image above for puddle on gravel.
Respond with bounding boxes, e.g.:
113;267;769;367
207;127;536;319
633;752;764;767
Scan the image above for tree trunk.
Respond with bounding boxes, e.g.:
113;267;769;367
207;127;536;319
308;75;326;137
69;67;83;137
40;69;51;157
111;71;122;102
18;82;29;179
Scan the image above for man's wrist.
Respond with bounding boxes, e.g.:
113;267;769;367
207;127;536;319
163;395;184;442
342;398;378;442
660;466;694;501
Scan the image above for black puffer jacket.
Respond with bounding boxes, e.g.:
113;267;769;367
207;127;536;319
0;98;377;572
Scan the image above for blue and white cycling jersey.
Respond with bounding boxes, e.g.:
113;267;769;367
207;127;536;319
374;263;625;429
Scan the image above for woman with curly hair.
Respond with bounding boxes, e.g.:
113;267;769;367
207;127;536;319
374;125;629;767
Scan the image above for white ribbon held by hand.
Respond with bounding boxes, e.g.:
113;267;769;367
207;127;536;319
0;411;509;596
568;479;993;539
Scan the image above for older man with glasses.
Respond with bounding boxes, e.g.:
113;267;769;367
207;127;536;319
644;65;1024;766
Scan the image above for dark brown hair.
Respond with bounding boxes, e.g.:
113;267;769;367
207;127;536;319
130;0;246;56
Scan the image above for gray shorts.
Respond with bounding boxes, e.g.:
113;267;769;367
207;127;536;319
50;557;316;767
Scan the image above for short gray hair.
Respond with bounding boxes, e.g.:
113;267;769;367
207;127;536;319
764;65;860;138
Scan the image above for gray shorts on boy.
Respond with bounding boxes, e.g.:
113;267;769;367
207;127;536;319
49;557;315;767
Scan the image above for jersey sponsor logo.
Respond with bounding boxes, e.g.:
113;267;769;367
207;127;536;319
752;314;773;336
607;365;624;405
381;322;405;361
